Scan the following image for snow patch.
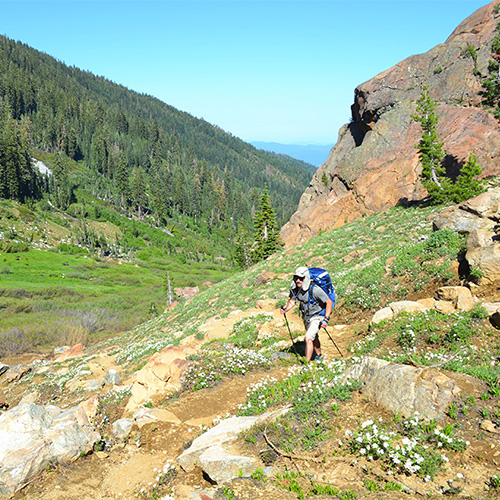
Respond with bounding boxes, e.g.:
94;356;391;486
33;159;52;176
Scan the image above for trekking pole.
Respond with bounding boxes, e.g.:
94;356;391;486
322;326;344;358
283;312;299;358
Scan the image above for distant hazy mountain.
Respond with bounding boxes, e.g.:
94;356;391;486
251;142;333;167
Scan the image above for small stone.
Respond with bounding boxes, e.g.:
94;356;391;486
480;420;498;433
102;369;121;386
0;363;9;377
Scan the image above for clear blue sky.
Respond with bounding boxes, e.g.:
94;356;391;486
0;0;489;145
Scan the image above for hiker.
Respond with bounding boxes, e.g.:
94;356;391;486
280;266;333;362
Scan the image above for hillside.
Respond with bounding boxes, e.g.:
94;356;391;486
282;0;500;247
0;33;314;245
2;196;500;499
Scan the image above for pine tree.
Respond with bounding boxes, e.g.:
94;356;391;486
132;167;147;218
451;153;485;203
413;87;485;205
252;188;281;262
234;225;252;269
114;153;131;208
412;86;450;203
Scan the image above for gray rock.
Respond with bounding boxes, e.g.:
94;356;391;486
199;445;259;484
177;407;289;472
53;346;70;355
112;418;134;442
466;228;500;285
132;407;181;428
18;392;38;406
371;307;393;325
102;369;121;386
460;186;500;220
0;403;100;496
83;379;105;391
342;357;458;420
0;363;9;377
432;205;494;234
388;301;427;316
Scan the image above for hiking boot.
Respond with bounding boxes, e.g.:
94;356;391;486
314;354;324;363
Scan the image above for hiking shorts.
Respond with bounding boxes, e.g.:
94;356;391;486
304;316;324;342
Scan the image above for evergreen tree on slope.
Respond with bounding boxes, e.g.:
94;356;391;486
252;187;282;262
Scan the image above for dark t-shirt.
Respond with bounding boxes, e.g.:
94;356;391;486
289;284;329;321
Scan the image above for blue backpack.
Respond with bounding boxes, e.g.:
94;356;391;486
308;267;336;315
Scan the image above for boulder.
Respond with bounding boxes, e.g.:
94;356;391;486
112;418;134;442
102;369;121;386
54;343;85;362
460;186;500;220
388;301;427;316
177;407;289;472
431;204;495;234
132;407;181;428
465;228;500;284
198;445;260;484
79;395;99;424
0;403;100;496
125;345;195;413
434;300;457;314
253;271;275;286
4;364;30;383
481;302;500;315
430;189;500;285
18;392;38;406
417;298;436;309
370;307;394;325
342;357;458;420
435;286;475;311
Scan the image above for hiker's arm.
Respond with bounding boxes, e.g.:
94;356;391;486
321;297;333;328
281;298;296;314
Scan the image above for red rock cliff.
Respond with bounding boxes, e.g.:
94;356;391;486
282;1;500;247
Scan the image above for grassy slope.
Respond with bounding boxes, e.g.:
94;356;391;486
0;197;234;355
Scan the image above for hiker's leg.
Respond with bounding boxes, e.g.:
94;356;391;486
305;318;321;362
305;337;314;362
313;336;321;356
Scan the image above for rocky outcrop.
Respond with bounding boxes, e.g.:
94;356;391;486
432;187;500;284
125;345;194;413
282;1;500;247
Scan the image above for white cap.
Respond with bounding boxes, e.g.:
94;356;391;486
292;266;310;290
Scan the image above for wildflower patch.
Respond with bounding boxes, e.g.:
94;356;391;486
346;414;468;480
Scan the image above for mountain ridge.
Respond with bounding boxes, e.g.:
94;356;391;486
250;141;333;167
